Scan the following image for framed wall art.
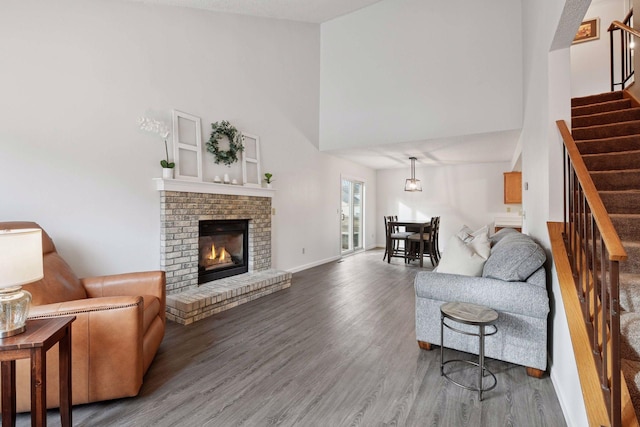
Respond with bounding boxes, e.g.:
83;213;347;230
172;110;203;181
573;18;599;44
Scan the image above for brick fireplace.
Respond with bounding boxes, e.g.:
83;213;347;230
156;179;291;324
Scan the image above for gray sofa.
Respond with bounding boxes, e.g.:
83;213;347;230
414;228;549;375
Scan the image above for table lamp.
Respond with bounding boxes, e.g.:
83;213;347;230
0;228;43;337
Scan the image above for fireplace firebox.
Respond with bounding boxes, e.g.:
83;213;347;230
198;219;249;284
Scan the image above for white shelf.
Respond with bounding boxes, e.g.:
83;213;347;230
153;178;275;198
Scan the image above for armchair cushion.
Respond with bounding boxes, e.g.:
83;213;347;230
2;221;87;305
24;252;88;305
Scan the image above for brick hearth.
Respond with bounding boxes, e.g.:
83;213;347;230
156;179;291;324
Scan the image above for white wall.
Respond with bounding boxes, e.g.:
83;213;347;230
522;0;589;426
571;0;627;97
376;162;509;249
319;0;523;151
0;0;376;277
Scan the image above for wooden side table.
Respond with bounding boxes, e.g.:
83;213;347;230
0;316;75;427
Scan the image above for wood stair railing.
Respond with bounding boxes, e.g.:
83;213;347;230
608;9;635;91
554;120;635;426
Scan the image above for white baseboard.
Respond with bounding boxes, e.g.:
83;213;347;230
287;255;341;273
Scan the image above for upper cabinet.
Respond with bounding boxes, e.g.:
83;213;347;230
504;172;522;204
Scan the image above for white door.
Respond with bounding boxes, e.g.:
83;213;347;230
341;178;364;254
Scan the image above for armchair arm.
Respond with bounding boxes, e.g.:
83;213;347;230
81;271;165;304
28;295;143;319
24;296;145;405
414;271;549;319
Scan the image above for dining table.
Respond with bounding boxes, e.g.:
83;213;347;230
387;219;432;267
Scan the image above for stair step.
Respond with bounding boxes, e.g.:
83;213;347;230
611;214;640;242
619;241;640;275
620;273;640;313
572;108;640;128
572;91;625;107
593;169;640;191
600;190;640;213
591;239;639;275
577;135;640;155
572;120;640;140
620;313;640;361
583;150;640;171
572;98;632;117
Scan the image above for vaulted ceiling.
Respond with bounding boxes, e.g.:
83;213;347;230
119;0;523;170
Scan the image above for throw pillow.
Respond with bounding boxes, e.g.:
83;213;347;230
437;233;491;277
456;225;474;243
456;224;490;244
483;233;546;281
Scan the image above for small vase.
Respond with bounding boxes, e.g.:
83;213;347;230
266;183;272;189
223;173;230;184
162;168;174;179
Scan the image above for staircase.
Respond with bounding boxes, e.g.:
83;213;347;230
572;90;640;414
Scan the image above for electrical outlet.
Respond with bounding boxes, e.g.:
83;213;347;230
302;248;305;254
506;207;511;213
272;208;276;215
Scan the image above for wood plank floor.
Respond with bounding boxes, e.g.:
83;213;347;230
17;249;567;426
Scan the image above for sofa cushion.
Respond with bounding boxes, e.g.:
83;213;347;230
483;232;546;281
437;233;490;277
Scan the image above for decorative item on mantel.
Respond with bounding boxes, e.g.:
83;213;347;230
206;120;244;166
263;172;274;189
241;133;262;187
172;110;203;181
138;116;174;179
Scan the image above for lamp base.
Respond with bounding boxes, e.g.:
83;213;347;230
0;286;31;338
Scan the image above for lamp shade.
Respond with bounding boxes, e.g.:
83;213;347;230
404;157;423;192
0;228;43;288
405;178;422;192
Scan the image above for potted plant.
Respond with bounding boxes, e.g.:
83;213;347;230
138;117;175;178
264;173;274;188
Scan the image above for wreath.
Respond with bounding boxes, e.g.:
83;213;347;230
206;120;244;166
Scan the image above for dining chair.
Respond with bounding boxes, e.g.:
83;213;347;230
383;215;414;262
407;216;439;267
432;216;441;263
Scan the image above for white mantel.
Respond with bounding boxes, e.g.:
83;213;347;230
153;178;275;198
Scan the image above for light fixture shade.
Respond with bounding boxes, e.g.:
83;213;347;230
405;178;422;192
0;228;44;288
404;157;423;192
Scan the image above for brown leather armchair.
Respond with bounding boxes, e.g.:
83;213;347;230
0;222;165;411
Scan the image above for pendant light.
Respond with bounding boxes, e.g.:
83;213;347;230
404;157;422;192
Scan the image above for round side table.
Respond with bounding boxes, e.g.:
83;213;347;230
440;301;498;401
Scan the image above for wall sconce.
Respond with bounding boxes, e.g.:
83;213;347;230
404;157;422;192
